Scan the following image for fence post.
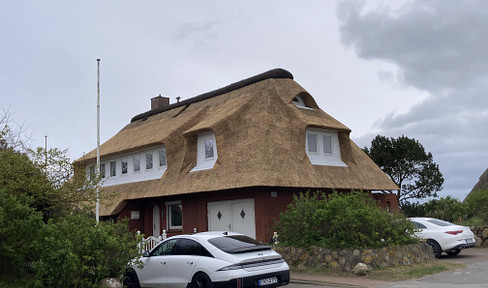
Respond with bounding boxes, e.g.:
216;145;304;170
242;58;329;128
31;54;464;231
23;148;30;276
137;231;142;253
162;229;167;240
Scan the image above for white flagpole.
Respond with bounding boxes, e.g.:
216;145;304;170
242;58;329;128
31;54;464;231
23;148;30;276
96;59;101;224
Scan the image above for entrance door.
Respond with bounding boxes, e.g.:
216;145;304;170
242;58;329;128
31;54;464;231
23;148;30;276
208;199;255;239
153;204;160;236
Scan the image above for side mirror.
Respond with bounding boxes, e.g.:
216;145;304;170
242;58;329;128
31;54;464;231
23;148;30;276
142;251;149;257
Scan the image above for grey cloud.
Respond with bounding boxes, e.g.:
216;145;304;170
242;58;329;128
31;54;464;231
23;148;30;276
338;0;488;200
338;0;488;92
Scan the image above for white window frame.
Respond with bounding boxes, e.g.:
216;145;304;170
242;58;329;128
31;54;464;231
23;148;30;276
191;131;218;172
166;201;182;230
306;128;347;167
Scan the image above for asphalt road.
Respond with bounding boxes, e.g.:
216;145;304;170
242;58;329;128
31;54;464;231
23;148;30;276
380;248;488;288
287;248;488;288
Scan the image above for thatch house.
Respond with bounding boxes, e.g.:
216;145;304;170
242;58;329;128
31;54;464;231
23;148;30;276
79;68;399;242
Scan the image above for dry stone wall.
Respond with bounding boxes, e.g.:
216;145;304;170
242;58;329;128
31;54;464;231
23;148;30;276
471;226;488;247
275;243;434;271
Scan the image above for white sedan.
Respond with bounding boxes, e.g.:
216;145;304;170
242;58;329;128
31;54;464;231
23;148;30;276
409;217;476;258
123;231;290;288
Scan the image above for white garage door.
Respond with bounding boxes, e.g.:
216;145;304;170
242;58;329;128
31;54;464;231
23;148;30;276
207;199;256;239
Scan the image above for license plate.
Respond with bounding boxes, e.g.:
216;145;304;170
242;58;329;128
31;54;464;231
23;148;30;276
466;238;474;244
258;277;278;286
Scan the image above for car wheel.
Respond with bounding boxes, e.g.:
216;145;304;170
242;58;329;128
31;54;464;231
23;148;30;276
446;249;461;256
122;269;141;288
191;272;215;288
427;239;442;258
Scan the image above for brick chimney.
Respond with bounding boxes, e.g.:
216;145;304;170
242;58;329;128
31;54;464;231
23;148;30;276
151;95;170;110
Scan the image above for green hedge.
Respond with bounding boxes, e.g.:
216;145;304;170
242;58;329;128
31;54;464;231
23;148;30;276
273;191;416;249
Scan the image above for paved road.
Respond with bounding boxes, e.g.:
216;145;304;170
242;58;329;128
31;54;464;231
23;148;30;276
380;248;488;288
288;248;488;288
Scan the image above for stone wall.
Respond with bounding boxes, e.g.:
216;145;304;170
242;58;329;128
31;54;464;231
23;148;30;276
471;226;488;247
275;243;434;271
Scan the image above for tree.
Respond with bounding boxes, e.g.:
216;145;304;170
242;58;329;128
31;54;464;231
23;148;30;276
465;189;488;222
363;135;444;205
0;108;139;287
402;196;466;222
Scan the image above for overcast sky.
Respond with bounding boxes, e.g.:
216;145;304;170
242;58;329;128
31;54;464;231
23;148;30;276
1;0;486;202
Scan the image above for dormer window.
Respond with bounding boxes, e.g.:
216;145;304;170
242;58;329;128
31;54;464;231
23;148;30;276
306;128;347;167
292;95;305;107
292;95;313;110
191;131;218;172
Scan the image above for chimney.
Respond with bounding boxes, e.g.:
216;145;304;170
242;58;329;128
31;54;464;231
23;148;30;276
151;95;170;110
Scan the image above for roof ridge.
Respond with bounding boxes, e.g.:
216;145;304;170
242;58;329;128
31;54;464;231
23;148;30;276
131;68;293;122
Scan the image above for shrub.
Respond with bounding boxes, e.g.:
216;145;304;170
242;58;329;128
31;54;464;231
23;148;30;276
402;197;467;223
32;212;140;288
465;189;488;223
273;190;416;249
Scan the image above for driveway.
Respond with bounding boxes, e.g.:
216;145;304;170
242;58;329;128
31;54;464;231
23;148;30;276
288;248;488;288
379;248;488;288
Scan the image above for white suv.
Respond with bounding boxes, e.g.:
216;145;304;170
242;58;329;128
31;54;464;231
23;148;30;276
409;217;475;258
124;231;290;288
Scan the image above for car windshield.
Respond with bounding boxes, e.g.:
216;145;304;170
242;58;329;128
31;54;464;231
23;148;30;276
208;235;271;254
427;219;453;227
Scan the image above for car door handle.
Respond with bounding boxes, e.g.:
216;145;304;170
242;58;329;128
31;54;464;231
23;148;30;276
187;261;194;265
161;261;166;265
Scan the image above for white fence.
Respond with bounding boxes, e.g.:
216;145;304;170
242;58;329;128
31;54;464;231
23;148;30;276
137;230;167;253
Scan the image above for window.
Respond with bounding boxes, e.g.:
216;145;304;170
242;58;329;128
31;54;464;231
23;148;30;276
121;159;128;175
166;201;182;230
133;155;140;172
292;94;313;110
172;239;200;256
159;148;167;168
292;95;306;107
323;135;332;154
89;165;95;180
305;128;347;167
146;153;153;170
100;163;106;178
110;161;116;177
205;139;215;159
307;133;317;153
191;131;218;172
150;239;178;256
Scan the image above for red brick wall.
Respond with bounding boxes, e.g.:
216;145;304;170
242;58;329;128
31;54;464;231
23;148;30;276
372;193;400;213
118;200;145;234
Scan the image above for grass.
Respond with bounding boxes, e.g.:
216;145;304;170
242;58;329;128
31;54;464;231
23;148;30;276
456;216;487;226
366;260;464;281
291;259;465;282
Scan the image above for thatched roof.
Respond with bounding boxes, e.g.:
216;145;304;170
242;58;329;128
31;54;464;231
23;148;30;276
79;68;398;216
464;168;488;202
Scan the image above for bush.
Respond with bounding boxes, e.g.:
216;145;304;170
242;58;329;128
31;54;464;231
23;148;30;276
273;191;416;249
465;190;488;223
402;197;467;223
0;190;43;279
32;212;140;288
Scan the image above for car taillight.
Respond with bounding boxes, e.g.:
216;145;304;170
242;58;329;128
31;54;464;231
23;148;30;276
218;264;243;271
237;277;242;288
445;230;463;235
